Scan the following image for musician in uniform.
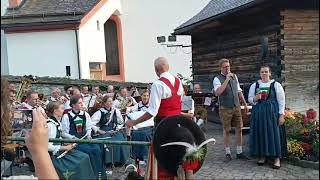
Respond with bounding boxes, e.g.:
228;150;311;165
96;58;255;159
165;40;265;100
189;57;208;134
193;83;202;93
64;88;85;113
103;85;115;98
46;101;95;179
81;86;96;110
91;96;130;166
181;85;195;120
126;89;153;162
61;96;106;179
64;85;73;101
48;88;65;103
125;57;184;179
113;87;137;111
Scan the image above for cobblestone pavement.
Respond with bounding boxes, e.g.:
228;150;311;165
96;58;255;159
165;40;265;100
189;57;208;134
5;122;319;179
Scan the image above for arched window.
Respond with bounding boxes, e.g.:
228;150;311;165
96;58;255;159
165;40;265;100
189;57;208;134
104;19;120;75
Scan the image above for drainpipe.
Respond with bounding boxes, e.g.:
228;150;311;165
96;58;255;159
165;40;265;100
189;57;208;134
75;28;81;79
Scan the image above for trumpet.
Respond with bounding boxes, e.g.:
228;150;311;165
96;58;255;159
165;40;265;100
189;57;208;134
37;100;48;109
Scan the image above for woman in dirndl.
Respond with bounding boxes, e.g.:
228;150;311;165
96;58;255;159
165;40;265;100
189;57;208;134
248;65;288;169
91;96;130;166
61;96;106;179
46;101;95;179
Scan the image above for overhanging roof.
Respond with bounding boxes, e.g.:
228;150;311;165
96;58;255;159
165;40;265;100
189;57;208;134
1;0;100;29
174;0;266;35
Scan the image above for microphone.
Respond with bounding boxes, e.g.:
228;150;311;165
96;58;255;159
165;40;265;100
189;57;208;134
228;71;234;79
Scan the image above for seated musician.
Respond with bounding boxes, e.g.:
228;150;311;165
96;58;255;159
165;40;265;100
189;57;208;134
8;90;17;109
87;86;104;116
20;90;39;110
46;101;95;179
47;88;65;104
61;96;106;179
64;88;86;113
113;87;137;112
126;90;153;162
181;85;195;119
63;85;73;101
91;96;130;166
192;84;208;130
103;85;115;99
81;86;96;110
193;83;202;93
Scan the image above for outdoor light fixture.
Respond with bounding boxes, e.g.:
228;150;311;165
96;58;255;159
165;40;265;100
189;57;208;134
157;36;166;43
168;35;176;42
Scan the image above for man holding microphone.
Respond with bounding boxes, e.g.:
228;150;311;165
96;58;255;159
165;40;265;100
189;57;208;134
213;58;249;162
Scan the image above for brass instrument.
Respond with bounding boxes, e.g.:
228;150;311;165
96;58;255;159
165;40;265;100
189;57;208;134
88;93;104;116
15;75;37;102
37;99;48;109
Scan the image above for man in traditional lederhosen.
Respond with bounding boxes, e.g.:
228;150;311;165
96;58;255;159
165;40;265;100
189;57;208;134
125;57;184;179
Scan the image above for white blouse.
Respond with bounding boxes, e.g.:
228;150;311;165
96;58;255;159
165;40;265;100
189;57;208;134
248;80;285;114
47;118;61;155
91;107;124;131
61;110;93;139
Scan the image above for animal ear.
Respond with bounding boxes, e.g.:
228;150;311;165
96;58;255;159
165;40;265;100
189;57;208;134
198;138;216;149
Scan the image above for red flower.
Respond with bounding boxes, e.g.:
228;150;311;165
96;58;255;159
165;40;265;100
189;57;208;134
301;142;313;155
182;160;201;170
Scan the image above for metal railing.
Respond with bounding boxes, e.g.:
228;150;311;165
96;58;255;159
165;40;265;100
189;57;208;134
6;137;151;146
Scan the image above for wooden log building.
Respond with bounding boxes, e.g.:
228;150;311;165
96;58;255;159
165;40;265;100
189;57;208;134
174;0;319;113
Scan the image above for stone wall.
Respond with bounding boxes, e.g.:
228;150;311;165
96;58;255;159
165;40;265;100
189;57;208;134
2;75;149;96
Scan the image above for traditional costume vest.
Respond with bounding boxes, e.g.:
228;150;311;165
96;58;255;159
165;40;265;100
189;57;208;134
148;77;182;180
68;111;87;138
156;77;182;121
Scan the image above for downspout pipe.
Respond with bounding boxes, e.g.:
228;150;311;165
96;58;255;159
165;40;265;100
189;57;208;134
75;28;81;79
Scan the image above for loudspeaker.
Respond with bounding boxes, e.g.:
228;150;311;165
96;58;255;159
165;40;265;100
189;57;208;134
66;66;71;76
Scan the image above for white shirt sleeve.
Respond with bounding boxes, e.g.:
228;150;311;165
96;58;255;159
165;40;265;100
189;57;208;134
234;75;243;92
115;109;124;130
146;83;162;117
113;99;121;109
274;82;285;114
248;83;257;105
61;114;75;139
213;77;221;92
90;111;102;132
47;122;60;155
127;103;139;113
188;99;195;114
85;112;93;136
131;97;137;106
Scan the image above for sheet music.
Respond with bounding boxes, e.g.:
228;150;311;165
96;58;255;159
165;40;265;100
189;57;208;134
204;97;212;106
181;96;193;111
127;111;154;130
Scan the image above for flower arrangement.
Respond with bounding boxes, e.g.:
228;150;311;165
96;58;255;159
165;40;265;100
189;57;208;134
288;140;305;158
285;108;319;162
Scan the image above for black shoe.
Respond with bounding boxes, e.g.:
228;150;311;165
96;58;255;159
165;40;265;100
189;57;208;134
236;153;250;160
272;164;281;169
257;160;266;166
224;154;232;162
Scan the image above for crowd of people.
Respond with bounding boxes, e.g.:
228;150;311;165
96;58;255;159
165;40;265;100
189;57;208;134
2;66;208;179
1;56;288;179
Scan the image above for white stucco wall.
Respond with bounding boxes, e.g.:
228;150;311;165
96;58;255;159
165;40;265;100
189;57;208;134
78;0;122;79
1;0;9;75
120;0;211;82
6;30;79;78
